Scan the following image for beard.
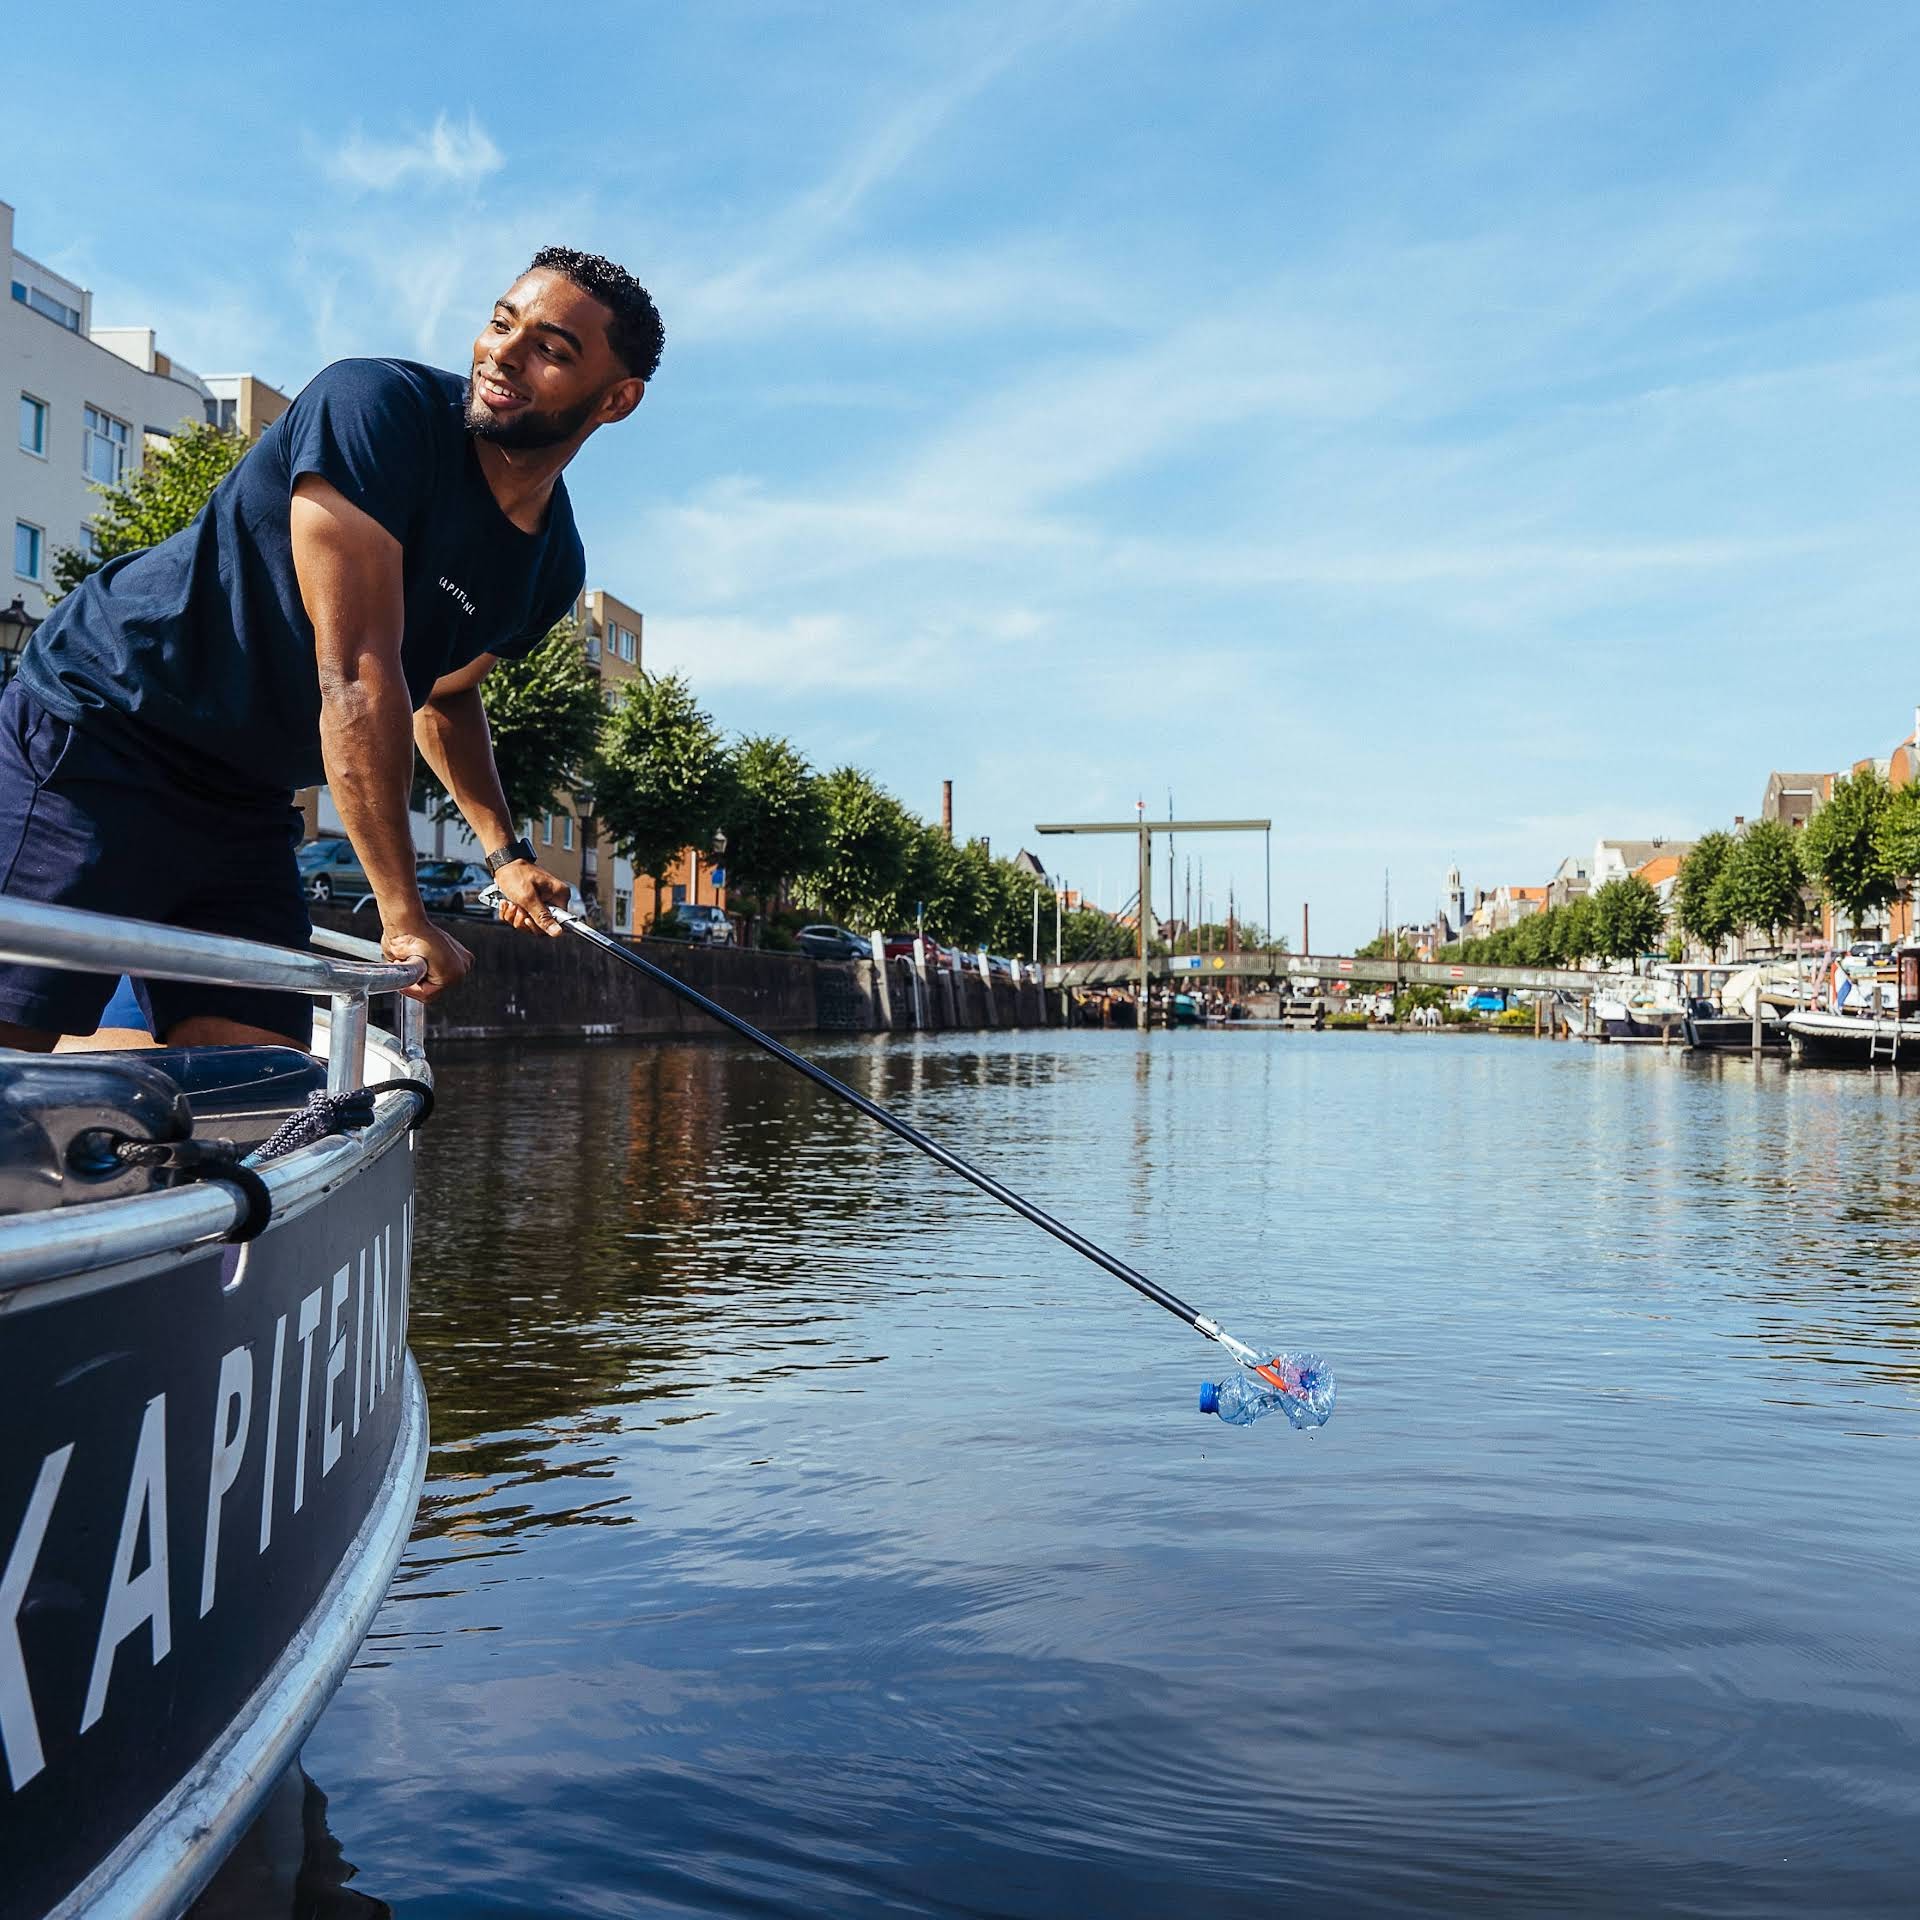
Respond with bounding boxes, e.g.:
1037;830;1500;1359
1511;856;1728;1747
464;377;600;450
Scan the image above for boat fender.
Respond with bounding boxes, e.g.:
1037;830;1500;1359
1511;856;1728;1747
0;1055;193;1215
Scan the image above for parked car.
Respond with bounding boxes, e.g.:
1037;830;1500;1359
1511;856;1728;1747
297;837;372;903
986;953;1016;980
1464;987;1507;1014
797;924;869;960
880;933;968;969
416;858;493;915
660;902;737;946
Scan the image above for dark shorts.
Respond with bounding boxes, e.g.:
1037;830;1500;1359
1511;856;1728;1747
0;680;313;1045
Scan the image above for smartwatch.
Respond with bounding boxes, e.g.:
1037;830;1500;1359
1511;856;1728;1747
484;836;537;876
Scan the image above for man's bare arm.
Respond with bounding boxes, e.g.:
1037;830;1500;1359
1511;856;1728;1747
290;474;471;998
417;656;570;936
414;655;515;850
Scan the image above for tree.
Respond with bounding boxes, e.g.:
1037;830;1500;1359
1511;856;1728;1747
979;850;1044;957
424;617;604;827
591;672;734;913
1059;906;1135;962
1801;768;1896;941
1553;895;1596;965
1711;819;1807;949
1674;830;1737;958
725;734;828;917
908;828;988;947
1354;931;1418;961
51;421;249;598
1589;875;1664;963
800;767;920;931
1873;780;1920;928
1512;909;1555;966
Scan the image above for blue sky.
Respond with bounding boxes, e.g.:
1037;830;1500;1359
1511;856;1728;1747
10;1;1920;945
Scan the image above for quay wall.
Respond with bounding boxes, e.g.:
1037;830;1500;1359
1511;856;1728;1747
314;907;1060;1042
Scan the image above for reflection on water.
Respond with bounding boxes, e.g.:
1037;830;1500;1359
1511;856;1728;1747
187;1764;388;1918
273;1032;1920;1916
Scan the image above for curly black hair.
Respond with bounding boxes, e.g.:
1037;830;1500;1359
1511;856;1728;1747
527;246;665;383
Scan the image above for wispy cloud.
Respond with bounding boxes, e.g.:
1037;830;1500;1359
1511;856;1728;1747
321;111;503;194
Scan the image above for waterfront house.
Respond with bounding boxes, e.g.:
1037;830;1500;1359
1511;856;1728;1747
1546;853;1591;910
1592;837;1695;892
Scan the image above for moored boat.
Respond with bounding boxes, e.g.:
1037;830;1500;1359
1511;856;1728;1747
0;898;431;1920
1785;1007;1920;1066
1683;1002;1790;1051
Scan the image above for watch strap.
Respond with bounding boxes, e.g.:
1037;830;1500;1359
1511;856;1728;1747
484;836;537;875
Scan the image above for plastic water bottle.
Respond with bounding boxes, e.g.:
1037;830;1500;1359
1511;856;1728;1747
1198;1351;1335;1429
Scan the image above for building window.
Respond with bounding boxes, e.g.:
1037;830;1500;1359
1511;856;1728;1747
583;635;601;662
83;407;131;487
562;814;574;851
10;281;82;332
542;813;554;846
610;623;637;663
19;395;47;457
671;883;687;907
613;890;630;930
14;521;45;582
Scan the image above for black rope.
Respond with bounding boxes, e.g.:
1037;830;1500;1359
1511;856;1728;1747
251;1078;434;1164
109;1136;274;1242
64;1080;429;1246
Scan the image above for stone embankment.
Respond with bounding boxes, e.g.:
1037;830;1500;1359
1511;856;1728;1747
315;907;1059;1042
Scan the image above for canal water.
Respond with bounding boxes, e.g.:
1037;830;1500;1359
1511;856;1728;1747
219;1031;1919;1915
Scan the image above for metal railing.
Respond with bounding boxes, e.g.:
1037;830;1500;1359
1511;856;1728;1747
0;896;426;1093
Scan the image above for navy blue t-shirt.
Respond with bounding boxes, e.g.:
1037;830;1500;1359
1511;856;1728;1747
19;359;586;798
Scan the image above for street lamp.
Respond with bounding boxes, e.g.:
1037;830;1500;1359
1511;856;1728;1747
0;596;41;682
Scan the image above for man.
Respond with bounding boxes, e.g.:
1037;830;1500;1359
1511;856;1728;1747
0;247;662;1050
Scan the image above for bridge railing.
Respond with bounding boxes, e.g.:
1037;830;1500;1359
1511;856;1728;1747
1046;951;1642;994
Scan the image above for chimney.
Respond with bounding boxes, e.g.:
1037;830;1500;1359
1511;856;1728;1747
1733;815;1745;829
941;780;953;841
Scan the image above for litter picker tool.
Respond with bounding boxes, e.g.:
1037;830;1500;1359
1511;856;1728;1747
481;892;1334;1430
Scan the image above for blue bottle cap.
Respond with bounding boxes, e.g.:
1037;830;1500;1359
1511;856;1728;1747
1198;1381;1219;1414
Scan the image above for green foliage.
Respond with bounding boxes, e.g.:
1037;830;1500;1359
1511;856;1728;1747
1444;903;1576;968
1494;1004;1539;1028
1327;1011;1372;1029
800;767;920;930
1674;830;1737;955
1552;896;1595;965
50;421;249;599
1393;983;1448;1020
1059;906;1136;962
1873;780;1920;884
1188;920;1277;953
1711;818;1807;945
1588;875;1665;961
591;672;734;892
1511;910;1556;966
726;734;828;913
1354;930;1418;961
432;617;604;826
1801;768;1895;940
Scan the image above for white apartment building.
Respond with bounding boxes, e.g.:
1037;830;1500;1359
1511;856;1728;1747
5;197;219;621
